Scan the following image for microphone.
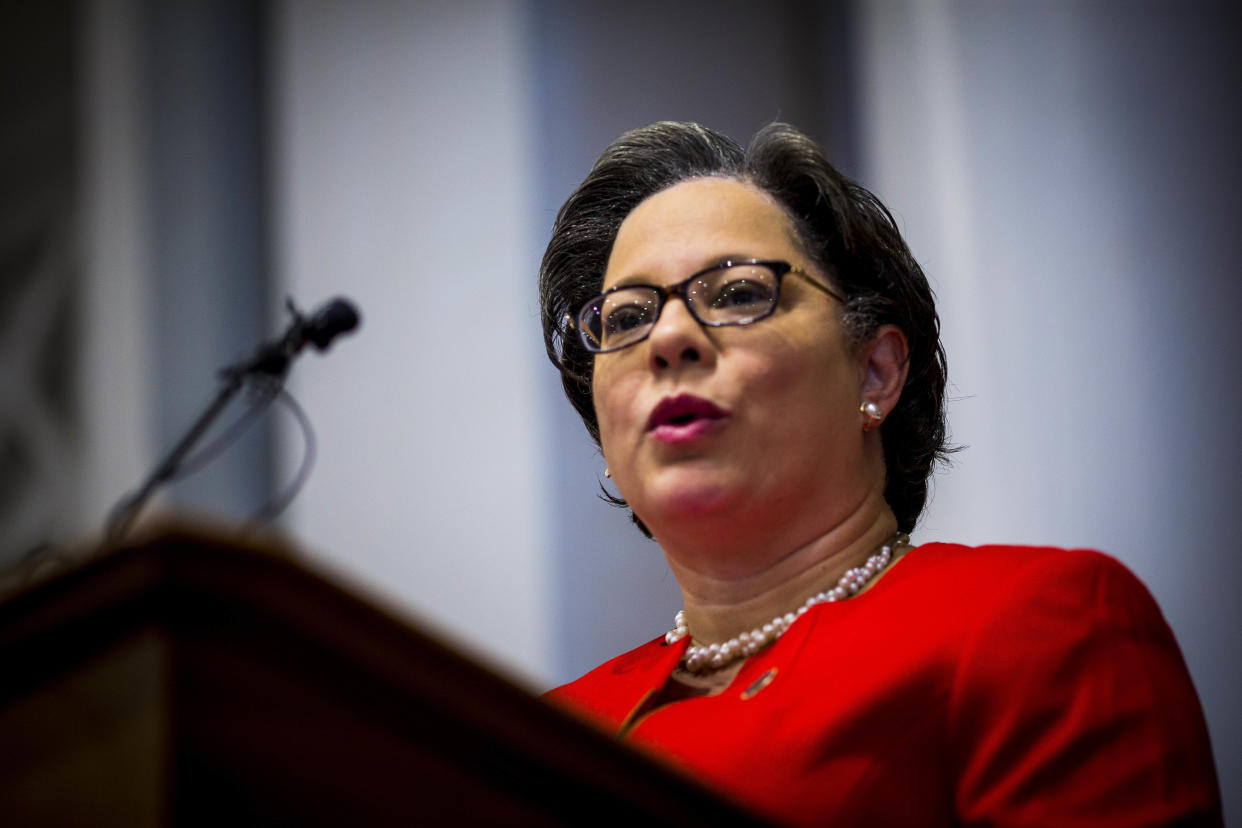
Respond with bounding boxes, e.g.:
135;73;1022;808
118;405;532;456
231;297;361;378
303;298;360;350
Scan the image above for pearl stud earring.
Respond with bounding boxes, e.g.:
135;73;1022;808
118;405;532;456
860;401;883;432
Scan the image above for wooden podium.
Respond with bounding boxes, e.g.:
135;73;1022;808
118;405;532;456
0;526;768;826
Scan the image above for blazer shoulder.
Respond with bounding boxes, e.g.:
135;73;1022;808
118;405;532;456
914;541;1139;592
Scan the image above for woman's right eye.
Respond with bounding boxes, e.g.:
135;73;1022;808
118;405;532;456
604;304;650;335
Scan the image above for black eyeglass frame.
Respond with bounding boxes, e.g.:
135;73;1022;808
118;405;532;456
569;259;845;354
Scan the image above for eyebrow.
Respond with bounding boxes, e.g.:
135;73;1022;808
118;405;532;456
604;254;764;290
606;274;654;290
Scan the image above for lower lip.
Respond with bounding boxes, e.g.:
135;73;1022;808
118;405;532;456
649;417;724;445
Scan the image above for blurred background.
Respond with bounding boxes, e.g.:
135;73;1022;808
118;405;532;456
3;0;1238;819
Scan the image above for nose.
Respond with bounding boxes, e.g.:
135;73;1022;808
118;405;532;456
646;294;715;372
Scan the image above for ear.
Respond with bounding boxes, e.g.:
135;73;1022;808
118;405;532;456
858;324;909;427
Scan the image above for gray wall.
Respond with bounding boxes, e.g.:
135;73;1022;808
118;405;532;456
0;3;79;566
858;3;1240;814
52;0;1241;820
142;0;274;517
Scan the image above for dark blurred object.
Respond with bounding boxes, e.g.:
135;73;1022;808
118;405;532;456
0;523;770;826
0;1;79;568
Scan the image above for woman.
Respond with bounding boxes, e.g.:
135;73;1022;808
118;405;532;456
540;122;1221;826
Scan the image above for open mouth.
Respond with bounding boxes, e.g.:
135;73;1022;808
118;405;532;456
646;394;728;441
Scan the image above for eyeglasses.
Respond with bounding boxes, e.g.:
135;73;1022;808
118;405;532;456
570;259;844;354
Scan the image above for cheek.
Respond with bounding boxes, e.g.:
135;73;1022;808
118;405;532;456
752;334;858;426
592;361;642;450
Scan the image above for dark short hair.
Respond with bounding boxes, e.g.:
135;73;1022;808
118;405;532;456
540;121;951;535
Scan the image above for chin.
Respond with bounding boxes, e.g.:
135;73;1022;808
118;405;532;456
638;473;749;526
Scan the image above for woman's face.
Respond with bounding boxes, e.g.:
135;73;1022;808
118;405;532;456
593;177;873;547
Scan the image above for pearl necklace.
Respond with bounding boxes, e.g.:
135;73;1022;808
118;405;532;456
666;533;909;673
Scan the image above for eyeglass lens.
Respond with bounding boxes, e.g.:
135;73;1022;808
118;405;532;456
579;264;780;352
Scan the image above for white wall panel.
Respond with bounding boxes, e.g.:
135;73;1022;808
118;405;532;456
78;0;154;535
270;0;548;685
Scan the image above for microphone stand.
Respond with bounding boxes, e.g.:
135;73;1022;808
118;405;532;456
104;297;358;544
104;371;249;543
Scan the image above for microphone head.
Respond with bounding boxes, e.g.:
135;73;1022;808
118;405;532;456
305;297;360;350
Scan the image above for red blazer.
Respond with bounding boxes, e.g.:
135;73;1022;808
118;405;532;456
548;544;1222;827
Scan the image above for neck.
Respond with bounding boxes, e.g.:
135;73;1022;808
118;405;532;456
660;488;902;646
